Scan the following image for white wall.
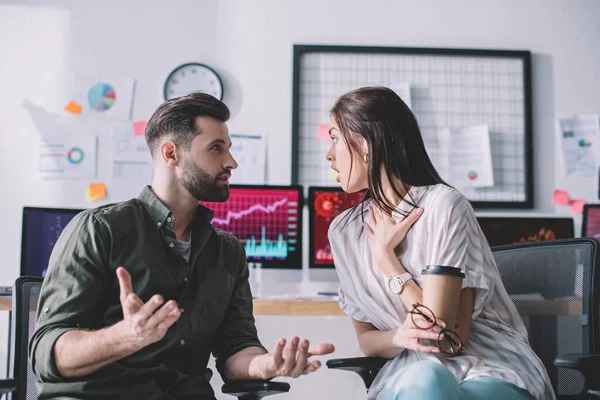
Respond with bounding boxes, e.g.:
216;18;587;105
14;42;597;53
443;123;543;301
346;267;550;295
1;0;599;398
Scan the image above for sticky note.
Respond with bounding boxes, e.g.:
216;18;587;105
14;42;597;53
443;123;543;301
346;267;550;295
64;101;83;114
316;123;331;141
330;168;338;182
133;120;147;137
87;183;106;200
552;189;570;205
569;199;585;214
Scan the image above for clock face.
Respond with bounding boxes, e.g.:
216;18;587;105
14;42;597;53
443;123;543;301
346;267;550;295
163;63;223;101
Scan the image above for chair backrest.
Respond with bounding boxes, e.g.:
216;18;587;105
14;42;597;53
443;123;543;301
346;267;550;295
8;276;43;400
491;238;599;398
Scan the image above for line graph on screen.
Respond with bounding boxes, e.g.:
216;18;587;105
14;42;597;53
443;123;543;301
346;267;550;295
201;187;300;261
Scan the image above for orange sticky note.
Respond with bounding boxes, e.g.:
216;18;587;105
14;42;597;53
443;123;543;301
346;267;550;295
569;199;585;214
316;123;331;141
552;189;570;205
64;101;83;114
132;120;147;137
87;183;106;200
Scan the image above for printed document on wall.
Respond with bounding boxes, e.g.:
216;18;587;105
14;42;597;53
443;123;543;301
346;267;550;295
559;115;600;177
229;133;267;185
441;125;494;188
110;124;152;185
36;134;97;180
72;73;135;121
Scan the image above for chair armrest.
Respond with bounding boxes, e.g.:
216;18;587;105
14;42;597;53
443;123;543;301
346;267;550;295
0;378;17;394
221;380;290;399
326;356;387;372
554;354;600;389
326;357;388;389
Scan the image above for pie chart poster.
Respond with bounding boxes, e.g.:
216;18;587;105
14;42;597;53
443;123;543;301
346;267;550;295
72;74;135;121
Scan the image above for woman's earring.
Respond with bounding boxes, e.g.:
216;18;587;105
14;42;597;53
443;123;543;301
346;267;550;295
363;153;369;163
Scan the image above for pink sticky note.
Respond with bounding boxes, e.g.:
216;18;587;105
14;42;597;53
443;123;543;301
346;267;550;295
132;120;147;137
316;123;331;141
552;189;570;205
569;199;586;214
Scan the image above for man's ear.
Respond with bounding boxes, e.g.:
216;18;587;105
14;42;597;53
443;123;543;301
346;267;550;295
159;141;178;168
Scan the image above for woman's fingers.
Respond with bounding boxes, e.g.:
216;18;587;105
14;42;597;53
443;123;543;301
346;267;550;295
369;205;378;226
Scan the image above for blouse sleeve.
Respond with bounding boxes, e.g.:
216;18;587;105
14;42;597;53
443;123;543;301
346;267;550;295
424;189;495;320
328;218;372;324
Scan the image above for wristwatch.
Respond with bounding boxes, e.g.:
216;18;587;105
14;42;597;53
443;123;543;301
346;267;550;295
387;272;413;294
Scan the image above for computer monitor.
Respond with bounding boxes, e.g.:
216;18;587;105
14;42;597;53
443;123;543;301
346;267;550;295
21;207;84;278
476;216;575;247
308;187;365;282
200;185;304;283
582;204;600;239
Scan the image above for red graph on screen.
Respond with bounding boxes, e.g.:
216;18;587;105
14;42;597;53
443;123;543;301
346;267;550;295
201;188;300;260
311;190;363;265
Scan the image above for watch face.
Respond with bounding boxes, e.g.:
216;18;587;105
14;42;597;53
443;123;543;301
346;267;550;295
389;278;402;293
163;63;223;101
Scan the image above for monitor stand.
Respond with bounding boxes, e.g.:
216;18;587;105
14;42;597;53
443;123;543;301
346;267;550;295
308;268;339;283
248;263;303;298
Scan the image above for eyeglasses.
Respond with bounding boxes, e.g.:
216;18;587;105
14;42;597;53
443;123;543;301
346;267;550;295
409;302;464;356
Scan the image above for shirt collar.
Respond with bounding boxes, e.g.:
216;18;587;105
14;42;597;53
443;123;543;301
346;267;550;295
391;185;428;222
137;186;214;229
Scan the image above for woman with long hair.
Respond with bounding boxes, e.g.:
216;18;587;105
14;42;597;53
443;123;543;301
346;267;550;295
326;87;553;400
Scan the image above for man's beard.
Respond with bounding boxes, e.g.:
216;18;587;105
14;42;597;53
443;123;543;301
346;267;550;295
179;157;230;202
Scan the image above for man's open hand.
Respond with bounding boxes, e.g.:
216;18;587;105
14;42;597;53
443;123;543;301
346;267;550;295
248;337;335;380
115;267;181;351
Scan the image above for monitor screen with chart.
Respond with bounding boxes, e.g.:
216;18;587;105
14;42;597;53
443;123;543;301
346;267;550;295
476;216;575;247
21;207;85;277
309;187;365;269
200;185;303;270
582;204;600;239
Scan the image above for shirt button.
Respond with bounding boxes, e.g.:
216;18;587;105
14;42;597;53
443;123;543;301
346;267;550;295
169;243;175;248
43;307;50;313
180;339;186;346
167;217;172;222
157;222;162;227
184;277;189;283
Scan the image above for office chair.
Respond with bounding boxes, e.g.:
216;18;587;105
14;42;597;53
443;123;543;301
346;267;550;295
3;276;288;400
327;238;600;399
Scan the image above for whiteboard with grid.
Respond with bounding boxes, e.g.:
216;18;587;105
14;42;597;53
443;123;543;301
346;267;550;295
291;45;533;208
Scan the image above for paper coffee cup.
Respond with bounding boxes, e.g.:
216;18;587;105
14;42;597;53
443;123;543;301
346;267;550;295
421;265;465;330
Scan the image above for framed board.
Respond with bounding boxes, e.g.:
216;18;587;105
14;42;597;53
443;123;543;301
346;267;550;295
291;44;533;209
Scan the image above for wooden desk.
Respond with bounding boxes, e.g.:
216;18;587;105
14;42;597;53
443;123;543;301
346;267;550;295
0;297;583;316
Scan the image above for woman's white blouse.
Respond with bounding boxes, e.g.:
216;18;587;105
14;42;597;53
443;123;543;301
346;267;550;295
328;184;554;400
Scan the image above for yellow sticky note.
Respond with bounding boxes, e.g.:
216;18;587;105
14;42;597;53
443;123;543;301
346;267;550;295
64;101;83;114
330;168;338;182
87;183;106;200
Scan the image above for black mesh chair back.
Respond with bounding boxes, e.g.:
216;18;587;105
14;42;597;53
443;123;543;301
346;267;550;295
8;276;42;400
492;238;599;399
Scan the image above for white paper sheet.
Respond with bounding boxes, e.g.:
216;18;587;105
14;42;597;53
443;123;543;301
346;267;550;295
558;115;600;177
110;124;152;185
72;73;135;121
437;124;494;188
36;134;97;180
229;133;267;185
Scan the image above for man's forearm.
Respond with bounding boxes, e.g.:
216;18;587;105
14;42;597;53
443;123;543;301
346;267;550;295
54;322;138;378
223;346;268;381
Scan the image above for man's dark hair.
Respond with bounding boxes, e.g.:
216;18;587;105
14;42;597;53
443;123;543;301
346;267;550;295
145;93;230;155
